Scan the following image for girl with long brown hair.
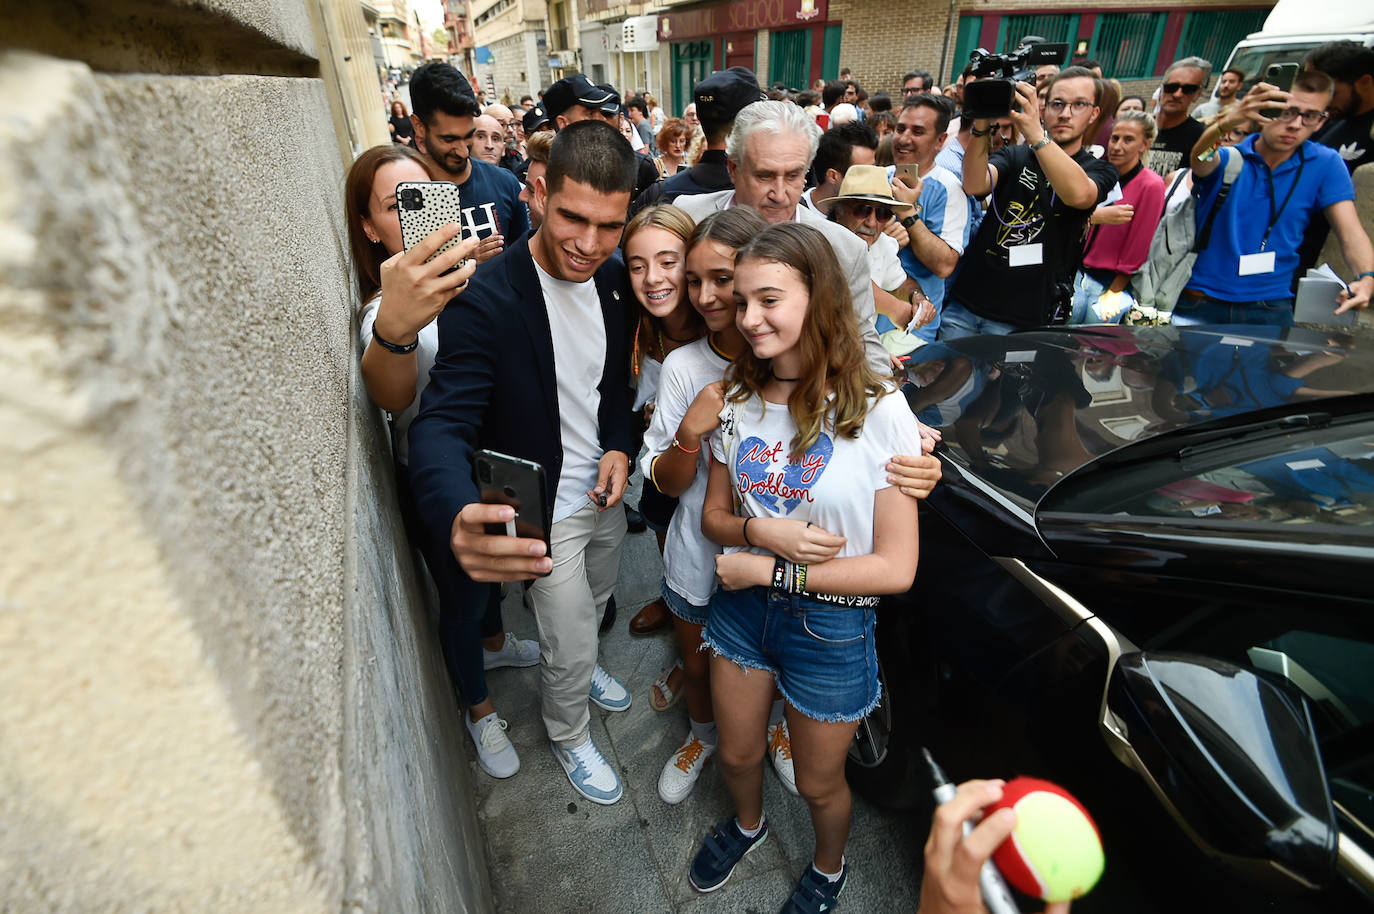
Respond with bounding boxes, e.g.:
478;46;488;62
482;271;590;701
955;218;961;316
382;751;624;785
688;222;922;912
346;144;537;781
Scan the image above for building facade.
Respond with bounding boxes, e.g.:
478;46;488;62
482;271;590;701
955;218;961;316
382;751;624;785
473;0;553;100
445;0;478;76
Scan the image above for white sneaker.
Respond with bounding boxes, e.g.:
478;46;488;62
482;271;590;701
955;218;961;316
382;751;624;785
551;737;623;804
767;718;799;796
658;732;716;805
588;663;631;711
466;712;520;779
483;632;541;670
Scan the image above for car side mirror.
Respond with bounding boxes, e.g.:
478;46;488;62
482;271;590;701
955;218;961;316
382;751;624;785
1102;651;1338;889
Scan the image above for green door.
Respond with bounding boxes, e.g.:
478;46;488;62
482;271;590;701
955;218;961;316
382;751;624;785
672;40;717;114
769;28;811;92
821;24;841;82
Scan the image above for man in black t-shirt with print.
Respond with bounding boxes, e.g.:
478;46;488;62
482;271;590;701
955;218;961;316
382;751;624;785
1145;57;1211;176
942;67;1118;337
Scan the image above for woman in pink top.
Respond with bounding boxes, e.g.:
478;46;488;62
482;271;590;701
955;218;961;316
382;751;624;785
1069;110;1167;323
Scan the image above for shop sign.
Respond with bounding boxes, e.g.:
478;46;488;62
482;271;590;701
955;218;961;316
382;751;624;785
658;0;826;42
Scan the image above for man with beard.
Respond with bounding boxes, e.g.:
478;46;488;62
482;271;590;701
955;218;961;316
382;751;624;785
1144;56;1211;175
943;67;1117;336
409;62;529;263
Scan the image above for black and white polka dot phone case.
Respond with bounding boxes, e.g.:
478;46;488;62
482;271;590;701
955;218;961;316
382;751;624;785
396;180;466;267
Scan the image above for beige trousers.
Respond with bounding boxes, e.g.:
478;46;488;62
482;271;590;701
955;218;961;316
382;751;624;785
527;501;626;748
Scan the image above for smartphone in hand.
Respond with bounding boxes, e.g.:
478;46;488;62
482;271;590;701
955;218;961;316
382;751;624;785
475;450;552;569
396;180;466;268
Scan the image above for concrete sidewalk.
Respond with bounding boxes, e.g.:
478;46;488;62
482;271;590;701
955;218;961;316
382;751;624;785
460;494;926;913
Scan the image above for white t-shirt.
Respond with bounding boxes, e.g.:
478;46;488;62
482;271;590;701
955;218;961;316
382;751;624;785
710;386;922;560
534;261;607;523
632;355;662;412
867;232;908;293
638;338;731;605
359;292;438;466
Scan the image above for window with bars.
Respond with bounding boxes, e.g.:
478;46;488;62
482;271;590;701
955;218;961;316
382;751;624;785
998;14;1077;53
1177;8;1270;72
1091;12;1168;80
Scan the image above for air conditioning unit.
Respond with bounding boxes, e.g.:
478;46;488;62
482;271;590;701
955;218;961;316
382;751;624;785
622;15;659;52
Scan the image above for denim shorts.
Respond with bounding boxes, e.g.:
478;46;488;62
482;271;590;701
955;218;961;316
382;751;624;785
662;579;710;627
703;586;880;723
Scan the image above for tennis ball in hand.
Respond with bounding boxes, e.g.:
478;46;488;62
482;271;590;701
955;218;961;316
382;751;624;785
986;776;1105;903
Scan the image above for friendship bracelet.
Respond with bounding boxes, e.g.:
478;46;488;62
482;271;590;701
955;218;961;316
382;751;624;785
672;436;700;455
772;557;788;590
742;517;755;547
791;563;807;594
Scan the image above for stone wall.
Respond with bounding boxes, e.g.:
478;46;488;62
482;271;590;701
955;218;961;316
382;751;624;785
0;1;492;911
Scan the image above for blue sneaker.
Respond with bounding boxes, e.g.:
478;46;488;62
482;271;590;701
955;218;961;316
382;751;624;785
550;737;623;805
779;862;848;913
688;818;769;893
588;663;631;711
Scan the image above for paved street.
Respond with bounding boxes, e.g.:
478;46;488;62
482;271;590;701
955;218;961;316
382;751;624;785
458;478;926;913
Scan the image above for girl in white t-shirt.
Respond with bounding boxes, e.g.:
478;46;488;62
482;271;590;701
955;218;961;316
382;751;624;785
623;205;704;639
687;222;922;910
346;145;536;781
639;207;768;806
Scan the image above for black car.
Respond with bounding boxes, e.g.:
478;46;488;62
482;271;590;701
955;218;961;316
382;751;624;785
847;324;1374;912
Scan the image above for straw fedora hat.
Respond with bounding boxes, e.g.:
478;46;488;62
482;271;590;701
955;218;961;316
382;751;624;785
814;164;914;216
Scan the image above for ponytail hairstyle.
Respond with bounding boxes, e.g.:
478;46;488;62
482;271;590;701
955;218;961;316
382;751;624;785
621;204;700;370
727;222;886;459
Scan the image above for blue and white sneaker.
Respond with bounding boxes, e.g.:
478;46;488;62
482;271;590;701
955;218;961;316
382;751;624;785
779;862;848;913
588;663;631;711
551;737;623;805
689;818;769;893
483;632;541;670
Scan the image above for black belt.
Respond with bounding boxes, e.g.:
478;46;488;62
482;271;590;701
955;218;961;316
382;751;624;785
803;592;881;608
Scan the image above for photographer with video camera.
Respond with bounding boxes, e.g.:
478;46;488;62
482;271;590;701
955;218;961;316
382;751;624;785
941;65;1117;337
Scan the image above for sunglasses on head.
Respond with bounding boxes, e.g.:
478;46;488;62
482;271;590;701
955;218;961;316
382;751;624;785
846;202;896;221
1162;82;1202;95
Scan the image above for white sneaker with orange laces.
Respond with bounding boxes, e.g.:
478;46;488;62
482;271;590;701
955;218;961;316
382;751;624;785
767;718;798;796
658;731;716;804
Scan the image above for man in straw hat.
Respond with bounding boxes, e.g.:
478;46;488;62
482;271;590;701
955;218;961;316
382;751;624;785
817;165;936;355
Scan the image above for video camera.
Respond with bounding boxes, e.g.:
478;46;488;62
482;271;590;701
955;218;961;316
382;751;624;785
962;38;1068;121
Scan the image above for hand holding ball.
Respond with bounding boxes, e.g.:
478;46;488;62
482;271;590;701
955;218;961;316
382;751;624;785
986;777;1105;903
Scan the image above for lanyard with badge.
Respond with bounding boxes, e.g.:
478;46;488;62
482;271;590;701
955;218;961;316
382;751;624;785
1238;146;1305;277
987;161;1056;268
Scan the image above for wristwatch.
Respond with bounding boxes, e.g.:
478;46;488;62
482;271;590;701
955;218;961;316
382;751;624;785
1031;135;1053;152
901;213;920;229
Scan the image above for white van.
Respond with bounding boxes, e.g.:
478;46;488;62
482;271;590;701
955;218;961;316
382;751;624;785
1221;0;1374;88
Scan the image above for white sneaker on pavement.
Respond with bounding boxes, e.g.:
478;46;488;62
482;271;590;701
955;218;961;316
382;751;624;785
466;712;520;778
767;718;798;796
658;732;716;805
483;632;541;670
588;663;631;711
551;736;623;804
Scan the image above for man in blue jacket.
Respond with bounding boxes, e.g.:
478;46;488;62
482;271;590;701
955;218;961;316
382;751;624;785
409;121;639;805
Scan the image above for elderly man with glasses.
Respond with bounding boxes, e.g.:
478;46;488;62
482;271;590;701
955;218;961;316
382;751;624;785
1145;56;1212;174
1173;69;1374;325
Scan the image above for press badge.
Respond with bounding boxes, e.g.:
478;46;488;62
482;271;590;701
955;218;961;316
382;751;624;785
1238;252;1276;276
1008;243;1043;268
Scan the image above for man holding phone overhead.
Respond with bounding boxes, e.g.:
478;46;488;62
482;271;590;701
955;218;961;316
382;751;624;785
409;121;640;806
409;62;528;263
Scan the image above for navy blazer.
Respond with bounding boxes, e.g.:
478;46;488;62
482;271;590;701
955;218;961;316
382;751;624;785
408;232;638;554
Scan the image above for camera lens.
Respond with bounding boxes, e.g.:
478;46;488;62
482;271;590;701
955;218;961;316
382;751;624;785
503;486;517;498
478;463;492;483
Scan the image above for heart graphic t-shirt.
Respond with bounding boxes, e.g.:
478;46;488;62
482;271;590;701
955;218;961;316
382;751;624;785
710;387;923;559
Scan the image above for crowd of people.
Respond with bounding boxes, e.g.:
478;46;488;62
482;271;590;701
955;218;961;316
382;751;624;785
349;44;1374;912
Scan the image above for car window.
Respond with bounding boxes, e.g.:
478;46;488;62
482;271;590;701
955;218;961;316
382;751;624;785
1048;421;1374;528
1249;630;1374;856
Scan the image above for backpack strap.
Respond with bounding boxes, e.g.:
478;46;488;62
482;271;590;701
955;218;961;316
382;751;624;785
1192;149;1245;253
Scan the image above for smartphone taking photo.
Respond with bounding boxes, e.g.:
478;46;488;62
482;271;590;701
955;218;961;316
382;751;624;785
396;180;466;268
475;449;552;570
